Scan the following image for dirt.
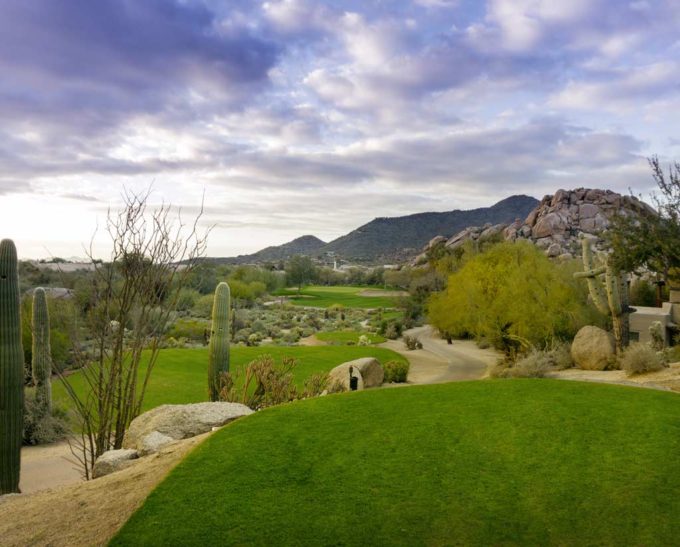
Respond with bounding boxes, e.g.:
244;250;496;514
0;434;210;547
546;362;680;392
380;325;501;384
19;440;83;494
298;335;328;346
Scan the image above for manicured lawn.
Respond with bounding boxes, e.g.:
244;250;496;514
53;346;406;413
316;330;386;344
112;380;680;546
273;285;400;308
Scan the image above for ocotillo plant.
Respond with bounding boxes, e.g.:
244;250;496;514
208;281;231;401
0;239;24;494
32;287;52;415
574;237;630;352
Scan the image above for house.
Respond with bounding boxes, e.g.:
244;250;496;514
629;291;679;346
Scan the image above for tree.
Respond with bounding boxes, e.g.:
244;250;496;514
608;156;680;286
428;241;601;351
59;189;209;478
285;255;317;293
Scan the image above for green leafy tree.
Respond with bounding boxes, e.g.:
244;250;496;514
428;241;600;351
285;255;317;293
608;156;680;285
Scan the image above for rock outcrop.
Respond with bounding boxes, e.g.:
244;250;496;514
413;188;653;265
571;326;617;371
92;449;139;478
123;402;253;455
328;357;384;391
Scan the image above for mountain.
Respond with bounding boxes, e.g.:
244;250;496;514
321;195;539;262
214;235;326;265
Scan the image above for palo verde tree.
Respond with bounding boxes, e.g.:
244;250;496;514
428;241;599;352
607;156;680;286
59;189;209;478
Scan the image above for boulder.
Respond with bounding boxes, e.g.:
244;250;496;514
533;212;568;238
571;326;616;371
93;449;139;478
123;402;254;454
328;357;384;391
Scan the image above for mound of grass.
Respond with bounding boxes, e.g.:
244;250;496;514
53;346;406;413
316;330;386;345
273;285;399;308
112;380;680;546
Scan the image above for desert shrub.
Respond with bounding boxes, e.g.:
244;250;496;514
176;288;201;312
490;343;571;378
403;335;423;350
383;360;409;383
192;294;215;318
649;321;665;351
429;241;601;351
621;343;666;376
357;335;370;346
218;355;298;410
383;322;402;340
302;373;329;398
167;318;209;341
23;388;70;445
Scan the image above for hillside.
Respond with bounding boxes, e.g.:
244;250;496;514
213;235;326;265
213;195;539;265
321;195;539;261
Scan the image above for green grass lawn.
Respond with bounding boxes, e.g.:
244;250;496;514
111;380;680;546
316;330;386;344
273;285;400;308
54;346;406;413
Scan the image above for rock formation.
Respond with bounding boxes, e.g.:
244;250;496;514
413;188;654;265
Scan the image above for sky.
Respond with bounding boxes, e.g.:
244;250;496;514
1;0;679;259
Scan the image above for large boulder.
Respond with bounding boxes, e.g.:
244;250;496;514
123;402;254;455
571;326;616;371
328;358;384;391
93;449;139;478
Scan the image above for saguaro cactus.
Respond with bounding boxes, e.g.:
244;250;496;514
0;239;24;494
208;282;231;401
574;237;630;352
32;287;52;415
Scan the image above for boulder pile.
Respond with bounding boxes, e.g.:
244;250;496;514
414;188;654;264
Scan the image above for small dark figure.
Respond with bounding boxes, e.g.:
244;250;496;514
349;365;358;391
203;328;210;346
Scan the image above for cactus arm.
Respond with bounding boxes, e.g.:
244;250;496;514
0;239;24;494
604;260;622;316
578;238;610;315
32;287;52;415
208;282;231;401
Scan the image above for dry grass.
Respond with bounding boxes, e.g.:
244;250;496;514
0;434;209;547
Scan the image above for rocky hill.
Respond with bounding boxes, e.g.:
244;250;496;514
214;235;326;265
322;195;539;262
413;188;654;264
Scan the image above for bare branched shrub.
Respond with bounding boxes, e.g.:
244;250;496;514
59;188;209;478
621;343;666;376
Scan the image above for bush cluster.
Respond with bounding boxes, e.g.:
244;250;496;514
383;360;409;383
620;343;666;377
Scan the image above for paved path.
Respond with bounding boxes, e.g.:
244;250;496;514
380;325;501;384
20;440;83;494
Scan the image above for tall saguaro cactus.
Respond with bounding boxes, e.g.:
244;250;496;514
574;237;630;352
32;287;52;415
0;239;24;494
208;282;231;401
